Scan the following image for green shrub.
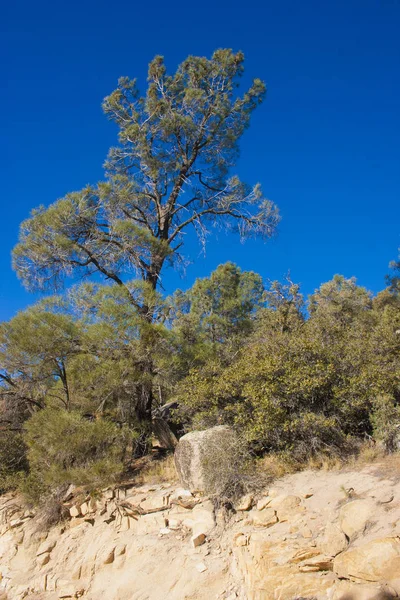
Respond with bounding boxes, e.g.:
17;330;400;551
23;408;136;502
371;395;400;452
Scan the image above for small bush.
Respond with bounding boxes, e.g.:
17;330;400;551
354;441;385;465
23;408;136;503
199;430;267;503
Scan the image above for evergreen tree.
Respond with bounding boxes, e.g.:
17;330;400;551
12;50;279;439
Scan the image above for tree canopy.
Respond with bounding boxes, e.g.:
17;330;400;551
13;50;278;305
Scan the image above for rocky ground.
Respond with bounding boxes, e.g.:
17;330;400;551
1;459;400;600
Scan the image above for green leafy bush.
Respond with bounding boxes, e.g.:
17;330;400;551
371;395;400;452
175;276;400;460
23;408;136;502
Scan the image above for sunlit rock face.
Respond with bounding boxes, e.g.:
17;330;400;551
1;455;400;600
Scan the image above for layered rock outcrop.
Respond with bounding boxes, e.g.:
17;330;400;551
1;460;400;599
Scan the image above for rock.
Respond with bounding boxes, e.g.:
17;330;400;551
169;488;193;502
339;499;375;539
62;484;76;502
95;544;116;568
140;493;169;512
69;517;86;529
37;539;57;556
277;495;302;509
171;497;199;510
235;494;253;511
9;518;25;528
103;549;115;564
300;526;313;539
7;466;400;600
174;426;238;492
105;499;117;515
27;573;47;592
37;552;51;566
320;522;348;557
234;533;248;547
71;564;82;581
298;555;333;572
115;543;126;556
266;494;287;507
334;537;400;585
250;508;278;528
159;527;171;535
256;497;271;511
117;516;131;532
191;501;215;529
195;562;207;573
168;518;182;530
135;512;167;535
14;530;24;545
183;501;216;545
274;495;304;522
289;548;321;563
69;505;81;518
192;532;206;547
103;488;114;500
332;581;392;600
56;579;79;598
234;535;334;600
80;502;89;516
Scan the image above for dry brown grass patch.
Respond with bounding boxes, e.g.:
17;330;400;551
257;454;298;479
257;442;394;482
136;454;179;485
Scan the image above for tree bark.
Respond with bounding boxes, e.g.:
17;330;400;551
133;255;165;456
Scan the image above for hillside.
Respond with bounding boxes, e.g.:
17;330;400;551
1;457;400;600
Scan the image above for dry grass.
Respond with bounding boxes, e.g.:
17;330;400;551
361;452;400;482
257;451;345;480
351;443;386;466
303;440;393;474
256;441;396;484
136;454;179;485
257;454;298;480
306;454;345;471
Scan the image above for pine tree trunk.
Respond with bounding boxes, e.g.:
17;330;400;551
132;256;165;457
133;367;154;457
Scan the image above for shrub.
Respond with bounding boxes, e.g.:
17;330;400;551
23;408;136;502
281;413;347;462
199;430;266;503
371;395;400;452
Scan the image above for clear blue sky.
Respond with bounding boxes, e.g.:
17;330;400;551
1;0;399;320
